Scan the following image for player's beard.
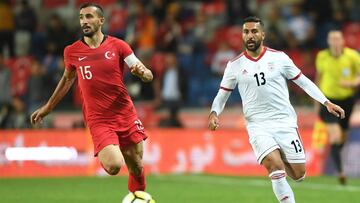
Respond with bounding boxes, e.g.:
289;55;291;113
245;40;261;52
82;25;99;37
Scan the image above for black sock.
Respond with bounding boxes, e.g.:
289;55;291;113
330;144;343;173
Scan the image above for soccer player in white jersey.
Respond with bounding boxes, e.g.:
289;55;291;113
208;16;345;203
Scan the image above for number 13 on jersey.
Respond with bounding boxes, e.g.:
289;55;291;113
80;65;92;80
254;72;266;86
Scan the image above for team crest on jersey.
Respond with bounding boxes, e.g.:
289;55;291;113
105;51;116;59
342;68;350;76
267;62;274;70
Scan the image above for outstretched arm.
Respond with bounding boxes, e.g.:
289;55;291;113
208;90;232;130
292;74;345;119
30;69;76;125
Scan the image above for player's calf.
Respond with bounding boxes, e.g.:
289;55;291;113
269;170;296;203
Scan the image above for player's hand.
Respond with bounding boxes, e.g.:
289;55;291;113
339;78;360;88
30;104;52;126
208;112;219;131
130;63;145;77
324;101;345;119
130;63;153;82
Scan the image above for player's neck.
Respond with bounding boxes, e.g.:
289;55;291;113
84;32;104;49
330;47;343;58
246;45;264;59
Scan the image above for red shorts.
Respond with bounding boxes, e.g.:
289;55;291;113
90;120;147;156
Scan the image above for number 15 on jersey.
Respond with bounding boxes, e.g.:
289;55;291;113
80;65;92;80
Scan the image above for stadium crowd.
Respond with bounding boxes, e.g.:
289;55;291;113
0;0;359;129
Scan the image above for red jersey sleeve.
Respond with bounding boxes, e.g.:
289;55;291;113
64;46;76;71
117;39;133;59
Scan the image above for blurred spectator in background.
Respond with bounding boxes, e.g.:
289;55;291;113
45;13;71;56
304;0;338;49
264;5;288;50
7;56;32;98
5;96;28;129
27;60;44;114
42;42;64;99
14;0;37;56
126;2;156;56
225;0;252;25
14;0;37;33
158;52;183;128
0;0;15;57
193;10;213;54
156;2;182;52
149;0;168;24
284;2;315;50
345;0;360;21
0;53;12;128
316;30;360;185
211;42;236;76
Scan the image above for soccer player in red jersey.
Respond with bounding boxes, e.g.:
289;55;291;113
30;3;153;192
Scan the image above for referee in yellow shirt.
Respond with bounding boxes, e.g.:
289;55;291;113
316;30;360;185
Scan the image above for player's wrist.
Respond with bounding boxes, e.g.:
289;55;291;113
323;100;330;106
45;102;54;112
209;111;218;118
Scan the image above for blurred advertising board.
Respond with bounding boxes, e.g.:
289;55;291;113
0;128;326;177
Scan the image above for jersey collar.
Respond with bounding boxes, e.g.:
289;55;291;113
81;35;108;47
244;46;267;62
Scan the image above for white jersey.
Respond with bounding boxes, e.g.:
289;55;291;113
220;47;302;127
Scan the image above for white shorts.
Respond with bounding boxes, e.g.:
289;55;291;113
247;125;306;164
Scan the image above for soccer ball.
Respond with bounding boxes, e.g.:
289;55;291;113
122;191;156;203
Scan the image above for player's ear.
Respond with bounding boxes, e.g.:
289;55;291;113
99;17;105;25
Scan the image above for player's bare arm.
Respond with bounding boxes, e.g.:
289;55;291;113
324;100;345;119
339;76;360;88
30;69;76;125
208;111;219;131
130;62;153;82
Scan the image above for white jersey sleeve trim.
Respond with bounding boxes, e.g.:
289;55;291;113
210;89;232;116
290;72;302;80
220;86;234;91
124;53;140;68
292;74;328;105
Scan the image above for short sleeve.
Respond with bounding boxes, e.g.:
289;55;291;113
220;62;237;91
63;46;76;71
117;39;133;59
281;53;302;80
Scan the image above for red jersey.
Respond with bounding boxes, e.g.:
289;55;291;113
64;36;138;131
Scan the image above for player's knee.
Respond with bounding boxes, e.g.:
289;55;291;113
292;171;306;182
103;159;125;175
266;163;284;174
106;163;122;175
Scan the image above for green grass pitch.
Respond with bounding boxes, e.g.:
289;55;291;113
1;174;359;203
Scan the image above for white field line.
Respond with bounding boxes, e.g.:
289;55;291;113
154;175;360;192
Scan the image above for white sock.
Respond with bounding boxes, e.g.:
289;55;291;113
269;170;296;203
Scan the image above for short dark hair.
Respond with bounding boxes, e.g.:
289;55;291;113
79;2;104;17
243;16;264;27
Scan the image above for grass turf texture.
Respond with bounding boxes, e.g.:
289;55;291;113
1;174;359;203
